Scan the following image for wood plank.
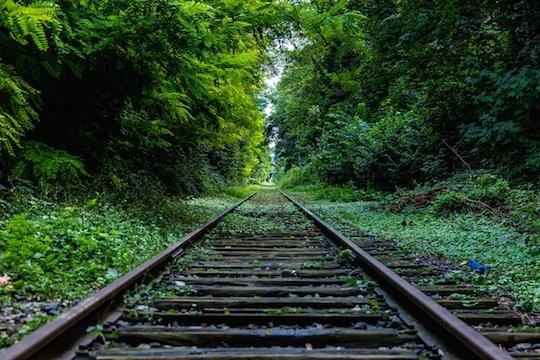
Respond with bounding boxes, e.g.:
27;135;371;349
212;247;328;253
213;240;323;244
229;233;321;238
182;269;353;278
189;285;363;297
192;262;343;269
417;285;476;295
141;312;385;326
95;346;419;360
213;240;323;246
213;250;328;256
454;310;523;325
507;351;540;358
155;296;374;309
435;298;499;309
116;326;417;347
166;277;346;286
213;255;333;261
482;331;540;345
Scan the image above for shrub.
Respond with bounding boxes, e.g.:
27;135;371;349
432;173;513;214
10;141;88;185
336;249;354;264
432;190;470;213
279;166;318;188
471;173;511;207
354;109;441;189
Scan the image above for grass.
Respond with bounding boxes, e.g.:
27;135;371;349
0;183;256;348
283;183;371;202
286;184;540;312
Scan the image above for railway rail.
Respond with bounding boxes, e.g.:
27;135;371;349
2;190;538;359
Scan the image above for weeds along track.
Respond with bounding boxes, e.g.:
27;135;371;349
338;231;540;357
3;190;537;359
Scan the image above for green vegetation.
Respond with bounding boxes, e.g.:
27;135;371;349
300;259;326;270
1;0;283;345
0;184;251;299
271;0;539;311
1;0;285;190
271;0;539;187
0;0;538;350
272;3;540;312
288;185;540;312
264;306;302;315
0;184;250;347
336;249;354;264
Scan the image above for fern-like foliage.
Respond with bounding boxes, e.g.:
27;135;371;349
0;0;58;156
11;141;88;184
1;0;59;50
0;64;39;156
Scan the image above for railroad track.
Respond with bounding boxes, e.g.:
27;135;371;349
2;190;538;359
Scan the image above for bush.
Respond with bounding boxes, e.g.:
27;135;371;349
432;190;470;213
471;173;511;206
10;141;88;186
432;173;513;213
354;109;441;189
279;166;318;188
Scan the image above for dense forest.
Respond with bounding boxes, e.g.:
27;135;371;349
270;0;539;188
2;1;538;192
1;0;289;193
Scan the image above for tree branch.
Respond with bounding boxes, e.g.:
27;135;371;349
442;139;472;174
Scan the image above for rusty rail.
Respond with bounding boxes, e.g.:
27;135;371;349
2;193;256;360
281;191;513;360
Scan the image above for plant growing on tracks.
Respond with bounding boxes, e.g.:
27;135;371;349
336;249;355;265
346;276;373;290
264;307;303;315
300;260;325;269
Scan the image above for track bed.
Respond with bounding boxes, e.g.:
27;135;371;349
79;191;437;359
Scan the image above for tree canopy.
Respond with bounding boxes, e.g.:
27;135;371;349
270;0;539;189
1;0;538;192
1;0;290;192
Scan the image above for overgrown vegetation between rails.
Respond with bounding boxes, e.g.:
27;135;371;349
284;180;540;312
0;184;258;348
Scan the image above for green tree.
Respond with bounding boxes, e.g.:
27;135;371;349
0;0;58;155
271;0;539;188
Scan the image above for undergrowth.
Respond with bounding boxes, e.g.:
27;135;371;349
284;174;539;312
0;183;256;348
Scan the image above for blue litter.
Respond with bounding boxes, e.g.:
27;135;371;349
468;259;488;273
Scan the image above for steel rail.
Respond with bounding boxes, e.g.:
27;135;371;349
2;193;256;360
281;191;513;360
